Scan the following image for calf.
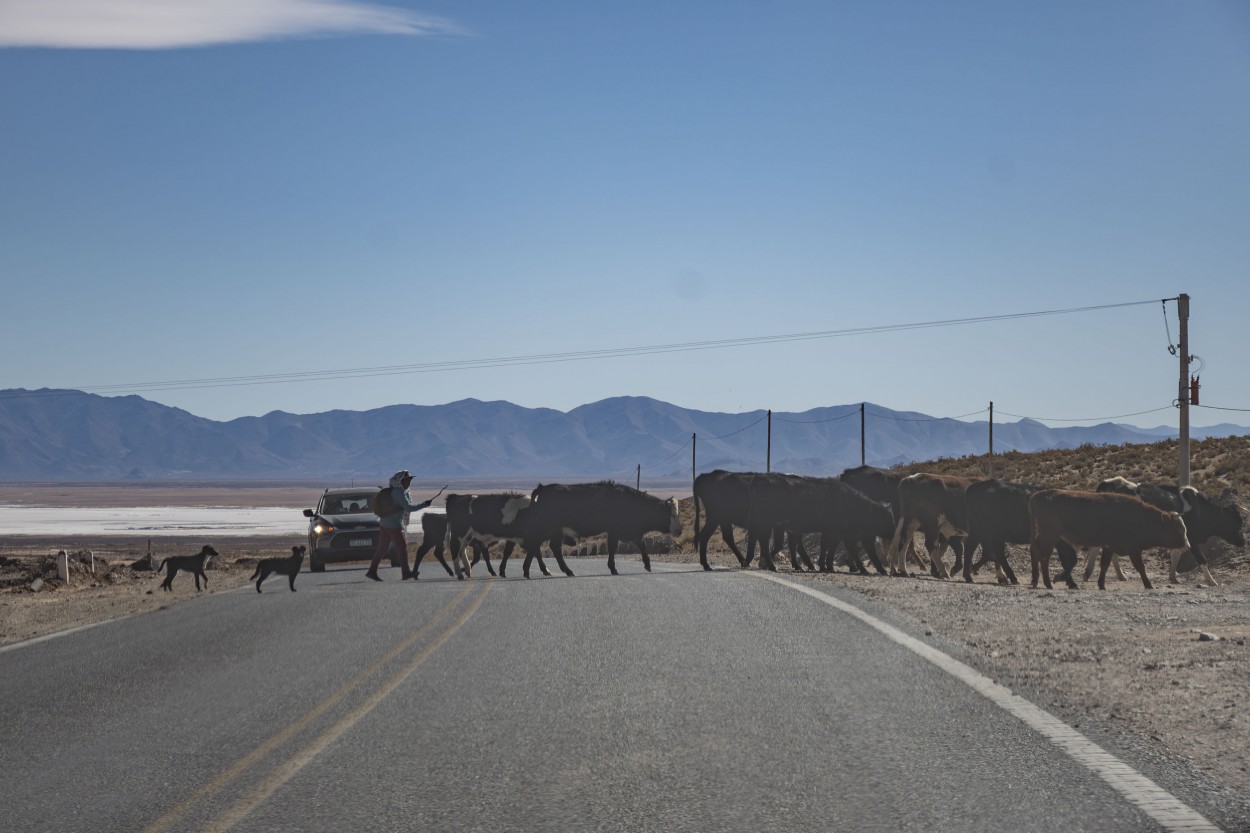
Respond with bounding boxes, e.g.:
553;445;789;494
963;479;1077;586
1029;489;1190;590
410;511;457;579
888;473;977;579
525;482;681;576
445;493;554;580
1087;477;1240;585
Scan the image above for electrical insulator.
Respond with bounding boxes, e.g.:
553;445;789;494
1190;375;1200;406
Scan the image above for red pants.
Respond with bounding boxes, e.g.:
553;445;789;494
370;527;409;572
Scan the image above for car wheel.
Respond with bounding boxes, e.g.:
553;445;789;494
310;558;326;573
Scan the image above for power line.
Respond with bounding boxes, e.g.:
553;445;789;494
776;408;859;424
866;408;988;422
2;297;1166;398
995;406;1175;423
1194;403;1250;414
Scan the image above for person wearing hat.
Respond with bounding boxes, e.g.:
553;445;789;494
365;470;433;581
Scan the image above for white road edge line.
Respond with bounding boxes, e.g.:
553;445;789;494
746;572;1222;833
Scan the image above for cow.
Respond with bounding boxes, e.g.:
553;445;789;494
410;511;457;579
523;481;681;576
445;493;555;580
745;474;894;574
1086;477;1242;586
962;479;1077;586
888;473;978;579
693;470;811;571
841;465;944;573
693;470;755;570
1028;489;1191;590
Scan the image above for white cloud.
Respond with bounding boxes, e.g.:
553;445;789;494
0;0;465;49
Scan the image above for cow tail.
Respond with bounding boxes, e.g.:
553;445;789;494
156;558;168;574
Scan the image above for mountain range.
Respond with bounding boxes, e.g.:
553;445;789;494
1;389;1246;483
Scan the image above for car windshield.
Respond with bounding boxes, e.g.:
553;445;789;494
319;494;375;515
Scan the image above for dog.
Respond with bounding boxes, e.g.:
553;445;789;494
251;545;306;593
157;545;218;591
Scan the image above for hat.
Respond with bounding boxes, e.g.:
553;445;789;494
389;470;412;487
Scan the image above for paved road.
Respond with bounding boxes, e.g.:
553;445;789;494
0;559;1225;832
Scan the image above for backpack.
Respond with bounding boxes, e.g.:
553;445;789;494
374;487;397;517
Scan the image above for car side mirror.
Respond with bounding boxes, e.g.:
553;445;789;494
303;509;315;517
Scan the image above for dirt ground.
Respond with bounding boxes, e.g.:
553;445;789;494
3;490;1249;821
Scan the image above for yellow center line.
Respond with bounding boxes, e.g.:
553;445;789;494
138;583;477;833
198;582;492;833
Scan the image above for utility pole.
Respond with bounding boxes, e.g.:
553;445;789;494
988;401;994;478
860;403;865;466
691;433;697;488
636;464;641;491
1178;294;1191;488
766;410;772;473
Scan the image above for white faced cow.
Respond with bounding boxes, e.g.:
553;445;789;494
888;473;977;579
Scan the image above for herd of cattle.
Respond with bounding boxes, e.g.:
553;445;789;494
406;468;1245;590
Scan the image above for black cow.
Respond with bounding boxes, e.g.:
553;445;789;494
693;470;805;571
524;482;681;576
744;474;893;574
693;470;754;570
841;465;947;573
445;493;554;579
963;479;1077;586
1088;477;1243;585
410;511;456;579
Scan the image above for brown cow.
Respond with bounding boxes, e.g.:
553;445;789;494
1028;489;1191;590
888;473;978;579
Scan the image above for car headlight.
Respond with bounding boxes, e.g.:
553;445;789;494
312;522;334;536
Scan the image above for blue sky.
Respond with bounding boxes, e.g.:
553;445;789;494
3;1;1248;428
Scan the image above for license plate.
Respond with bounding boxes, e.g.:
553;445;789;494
350;538;373;547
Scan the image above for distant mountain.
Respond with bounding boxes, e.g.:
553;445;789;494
0;389;1246;482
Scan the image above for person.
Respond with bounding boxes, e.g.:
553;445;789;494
365;470;432;581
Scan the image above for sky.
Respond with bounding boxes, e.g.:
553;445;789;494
2;1;1248;428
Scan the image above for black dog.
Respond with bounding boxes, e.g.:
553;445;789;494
251;545;306;593
157;545;218;591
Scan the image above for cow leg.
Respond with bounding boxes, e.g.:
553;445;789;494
861;535;888;575
606;534;620;576
638;539;652;572
1127;550;1154;590
888;517;915;577
927;535;951;580
500;540;514;578
1111;552;1128;582
759;530;779;572
515;541;549;577
1054;541;1077;589
1185;543;1218;586
721;524;748;568
961;535;979;583
412;539;433;579
549;538;575;577
1030;537;1055;589
696;520;718;571
1097;549;1114;590
1081;547;1098;582
450;537;470;580
475;541;497;577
